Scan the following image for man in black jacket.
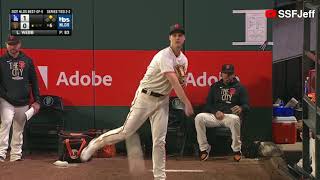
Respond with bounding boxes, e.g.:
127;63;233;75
0;35;40;162
194;64;249;162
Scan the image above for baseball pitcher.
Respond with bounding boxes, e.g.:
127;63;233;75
80;24;193;180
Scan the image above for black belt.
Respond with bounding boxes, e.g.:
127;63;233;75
141;89;164;97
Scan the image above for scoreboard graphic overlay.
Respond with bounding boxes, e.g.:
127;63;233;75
10;9;73;36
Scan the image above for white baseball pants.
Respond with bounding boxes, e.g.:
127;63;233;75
195;112;241;152
0;98;29;161
89;89;169;180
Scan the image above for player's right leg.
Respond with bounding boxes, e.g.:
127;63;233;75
0;98;15;161
194;113;222;161
81;91;157;162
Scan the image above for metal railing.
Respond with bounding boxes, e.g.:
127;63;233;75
302;1;320;179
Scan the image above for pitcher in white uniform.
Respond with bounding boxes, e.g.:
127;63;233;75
80;24;194;180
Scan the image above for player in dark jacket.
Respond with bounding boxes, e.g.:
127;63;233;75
0;35;40;162
194;64;249;162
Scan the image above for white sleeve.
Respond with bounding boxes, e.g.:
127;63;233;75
159;55;175;74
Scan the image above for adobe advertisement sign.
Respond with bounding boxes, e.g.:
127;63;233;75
8;49;272;107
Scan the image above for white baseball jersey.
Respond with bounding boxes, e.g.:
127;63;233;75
139;47;188;95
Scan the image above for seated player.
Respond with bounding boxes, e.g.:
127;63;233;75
194;64;249;162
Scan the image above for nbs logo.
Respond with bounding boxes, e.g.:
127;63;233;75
57;14;72;29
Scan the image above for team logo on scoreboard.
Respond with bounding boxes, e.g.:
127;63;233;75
11;22;20;30
57;14;72;29
11;14;20;22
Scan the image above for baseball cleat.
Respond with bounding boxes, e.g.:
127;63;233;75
200;145;211;161
80;138;98;162
233;151;242;162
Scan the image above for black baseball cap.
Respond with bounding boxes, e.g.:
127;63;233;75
169;24;185;35
221;64;235;74
6;35;21;45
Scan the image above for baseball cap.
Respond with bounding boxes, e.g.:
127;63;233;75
6;35;21;45
221;64;235;74
169;24;185;35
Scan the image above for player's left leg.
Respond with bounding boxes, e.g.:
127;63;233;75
10;105;28;161
149;96;169;180
81;90;157;162
222;114;241;161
